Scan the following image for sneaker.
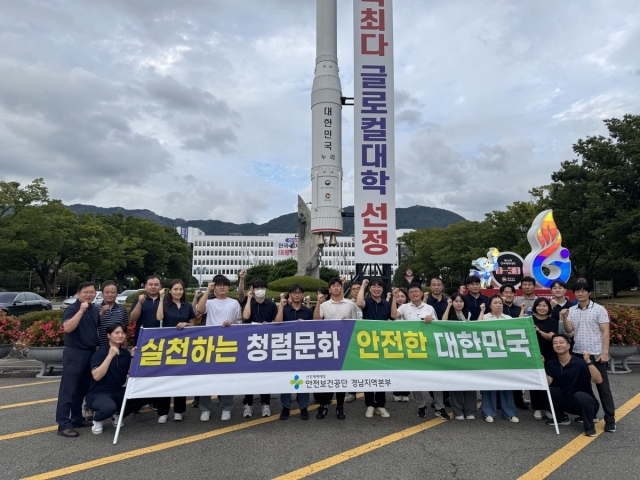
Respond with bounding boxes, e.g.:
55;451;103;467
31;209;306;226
547;416;571;426
174;413;183;421
575;416;600;424
544;411;553;420
111;414;123;427
533;410;543;420
605;423;616;433
316;405;328;420
393;395;402;402
365;406;375;418
345;393;356;403
522;391;531;404
279;407;290;420
261;404;271;417
200;411;210;422
417;407;426;418
221;410;231;421
455;415;465;420
91;421;103;435
485;416;494;423
158;415;168;424
191;400;200;408
336;406;346;420
375;407;390;418
435;408;450;420
243;404;253;418
585;429;596;437
465;415;475;420
300;408;309;420
508;416;520;423
401;396;410;402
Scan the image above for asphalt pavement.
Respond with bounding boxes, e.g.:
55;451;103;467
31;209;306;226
1;366;639;480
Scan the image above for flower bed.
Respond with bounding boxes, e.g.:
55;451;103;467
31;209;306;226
606;305;640;346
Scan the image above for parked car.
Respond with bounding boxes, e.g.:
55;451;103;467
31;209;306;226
0;292;52;315
61;292;103;310
116;290;139;305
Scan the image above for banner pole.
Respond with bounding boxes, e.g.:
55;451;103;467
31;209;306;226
113;380;134;445
545;383;559;435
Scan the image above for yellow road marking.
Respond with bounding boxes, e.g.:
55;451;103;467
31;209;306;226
0;398;57;410
0;426;57;441
21;401;329;480
273;417;445;480
0;380;60;390
518;392;640;480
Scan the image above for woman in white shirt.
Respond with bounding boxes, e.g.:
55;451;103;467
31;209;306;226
479;295;519;423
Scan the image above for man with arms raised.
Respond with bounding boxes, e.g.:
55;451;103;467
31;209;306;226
463;275;489;321
129;275;163;346
98;281;129;347
425;276;448;321
514;276;538;316
56;282;101;437
196;275;242;421
314;277;359;420
545;333;602;436
561;282;616;432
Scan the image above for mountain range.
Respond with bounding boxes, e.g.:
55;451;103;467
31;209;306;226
67;204;466;235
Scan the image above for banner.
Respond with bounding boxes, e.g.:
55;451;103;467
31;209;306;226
124;319;547;399
353;0;397;264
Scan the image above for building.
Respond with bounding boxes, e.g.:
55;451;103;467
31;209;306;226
178;227;413;284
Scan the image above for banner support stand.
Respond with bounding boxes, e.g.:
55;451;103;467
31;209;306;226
113;381;134;445
545;384;559;435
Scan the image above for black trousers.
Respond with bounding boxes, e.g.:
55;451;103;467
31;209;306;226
157;397;187;416
87;391;148;422
317;392;346;407
364;391;387;408
243;394;271;406
550;386;599;432
530;390;550;411
55;347;94;431
573;353;616;424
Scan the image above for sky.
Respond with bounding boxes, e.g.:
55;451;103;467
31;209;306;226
1;0;639;223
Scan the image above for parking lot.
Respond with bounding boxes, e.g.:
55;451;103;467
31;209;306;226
1;366;639;480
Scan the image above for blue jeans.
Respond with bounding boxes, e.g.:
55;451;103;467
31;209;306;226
281;393;309;409
481;390;516;418
199;395;233;413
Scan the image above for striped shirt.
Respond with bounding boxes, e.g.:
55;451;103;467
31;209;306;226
97;303;129;347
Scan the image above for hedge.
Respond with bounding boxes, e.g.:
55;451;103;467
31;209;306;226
19;309;64;330
268;276;328;293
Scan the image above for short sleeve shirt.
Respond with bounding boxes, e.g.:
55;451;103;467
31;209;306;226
97;303;129;347
204;298;242;326
282;304;314;321
396;302;437;321
514;296;537;316
361;297;392;320
319;298;359;319
87;346;131;399
162;302;196;328
567;301;609;355
246;298;278;323
426;295;448;320
464;293;489;321
482;313;512;320
545;356;595;398
62;301;100;350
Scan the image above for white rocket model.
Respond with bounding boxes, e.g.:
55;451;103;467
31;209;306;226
310;0;342;246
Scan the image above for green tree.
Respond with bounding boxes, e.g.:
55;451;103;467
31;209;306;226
0;178;49;218
320;266;340;283
246;264;273;283
268;259;298;283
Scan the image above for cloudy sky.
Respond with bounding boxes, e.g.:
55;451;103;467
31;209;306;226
1;0;639;223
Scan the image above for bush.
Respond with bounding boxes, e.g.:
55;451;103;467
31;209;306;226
320;267;340;283
21;317;65;347
0;312;21;344
268;276;328;293
606;305;640;346
19;309;64;330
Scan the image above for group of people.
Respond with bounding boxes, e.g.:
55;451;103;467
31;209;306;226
55;272;616;439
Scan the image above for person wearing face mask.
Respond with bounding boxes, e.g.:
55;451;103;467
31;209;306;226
242;278;278;418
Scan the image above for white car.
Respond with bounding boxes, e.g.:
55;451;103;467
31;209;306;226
116;290;139;305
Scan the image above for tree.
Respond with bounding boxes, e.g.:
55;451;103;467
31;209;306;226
320;267;340;283
0;178;49;218
246;264;273;283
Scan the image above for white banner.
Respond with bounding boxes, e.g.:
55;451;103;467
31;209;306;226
353;0;396;264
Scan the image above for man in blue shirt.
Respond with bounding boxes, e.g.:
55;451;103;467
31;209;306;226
425;276;448;320
56;282;101;437
463;275;489;320
129;275;162;346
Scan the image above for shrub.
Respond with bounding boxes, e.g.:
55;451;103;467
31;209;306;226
268;276;328;293
21;317;65;347
0;312;21;344
19;309;64;330
606;305;640;346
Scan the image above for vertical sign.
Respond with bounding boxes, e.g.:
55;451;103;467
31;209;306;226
353;0;396;264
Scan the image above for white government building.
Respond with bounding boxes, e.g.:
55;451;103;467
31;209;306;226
177;227;413;284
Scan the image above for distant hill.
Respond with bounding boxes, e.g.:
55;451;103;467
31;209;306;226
67;204;466;235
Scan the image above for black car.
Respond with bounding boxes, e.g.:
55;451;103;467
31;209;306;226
0;292;53;315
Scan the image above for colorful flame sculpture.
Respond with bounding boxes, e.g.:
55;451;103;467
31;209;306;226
522;210;571;288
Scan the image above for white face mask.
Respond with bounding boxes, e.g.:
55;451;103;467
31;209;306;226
254;289;266;299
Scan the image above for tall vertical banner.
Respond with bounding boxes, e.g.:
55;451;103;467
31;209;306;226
353;0;396;264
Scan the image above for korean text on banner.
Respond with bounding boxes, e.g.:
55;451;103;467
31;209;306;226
353;0;396;264
125;319;546;399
